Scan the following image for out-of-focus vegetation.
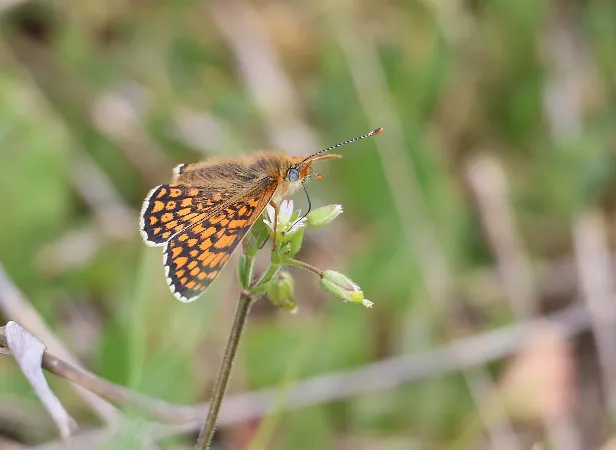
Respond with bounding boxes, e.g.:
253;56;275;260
1;0;616;448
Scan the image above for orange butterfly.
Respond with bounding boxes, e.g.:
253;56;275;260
139;128;383;302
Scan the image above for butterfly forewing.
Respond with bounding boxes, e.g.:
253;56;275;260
159;178;278;302
140;184;234;246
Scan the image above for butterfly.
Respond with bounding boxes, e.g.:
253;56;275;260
139;127;383;303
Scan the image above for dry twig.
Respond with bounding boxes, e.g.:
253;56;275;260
0;303;590;431
0;263;118;425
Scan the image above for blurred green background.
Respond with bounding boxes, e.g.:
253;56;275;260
1;0;616;448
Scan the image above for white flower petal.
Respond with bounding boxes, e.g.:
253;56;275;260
278;200;292;226
284;200;294;218
263;218;274;231
266;203;276;222
288;217;306;233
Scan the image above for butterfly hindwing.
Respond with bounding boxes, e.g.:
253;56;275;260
162;180;278;302
139;184;233;246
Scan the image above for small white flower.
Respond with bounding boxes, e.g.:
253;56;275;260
263;200;306;235
280;200;294;224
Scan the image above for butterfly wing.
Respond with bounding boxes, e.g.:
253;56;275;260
140;184;233;246
162;178;278;302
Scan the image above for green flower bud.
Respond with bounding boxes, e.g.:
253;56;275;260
267;271;298;313
318;270;373;308
306;205;343;228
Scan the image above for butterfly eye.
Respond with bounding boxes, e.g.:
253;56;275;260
287;167;300;182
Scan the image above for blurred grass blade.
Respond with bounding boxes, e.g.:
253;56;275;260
5;321;77;440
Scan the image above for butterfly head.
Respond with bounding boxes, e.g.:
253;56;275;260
286;154;340;183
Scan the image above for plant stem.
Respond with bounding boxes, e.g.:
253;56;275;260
251;263;281;293
195;291;254;450
285;258;324;277
238;253;255;290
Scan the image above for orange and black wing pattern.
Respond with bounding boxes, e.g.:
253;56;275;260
139;184;233;247
140;178;278;302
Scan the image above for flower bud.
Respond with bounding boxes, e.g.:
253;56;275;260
267;271;298;313
306;205;343;229
318;270;373;308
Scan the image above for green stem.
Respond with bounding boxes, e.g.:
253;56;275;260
251;263;282;293
284;258;324;277
195;291;254;450
238;253;255;290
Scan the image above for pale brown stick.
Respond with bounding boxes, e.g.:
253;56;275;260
542;9;601;447
573;212;616;414
0;263;117;424
465;154;538;318
0;303;591;431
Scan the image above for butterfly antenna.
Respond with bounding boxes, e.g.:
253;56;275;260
293;183;312;228
302;127;383;163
